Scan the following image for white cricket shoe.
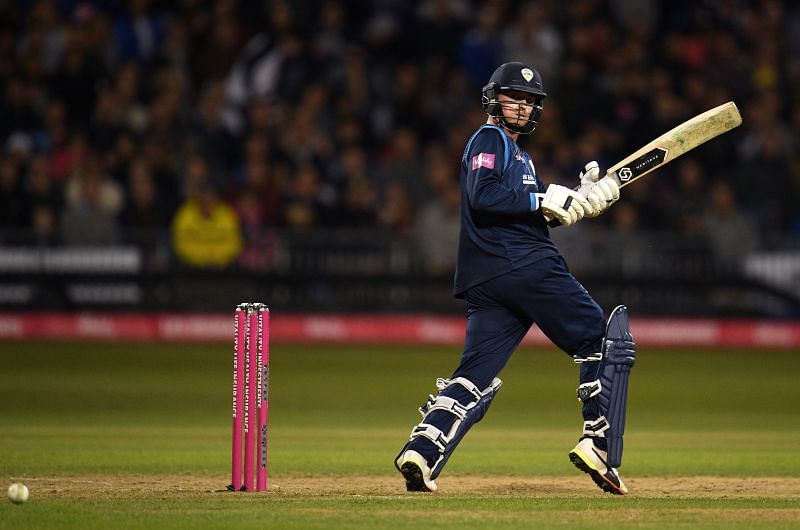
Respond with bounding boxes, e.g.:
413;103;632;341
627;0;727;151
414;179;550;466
569;438;629;495
395;450;438;493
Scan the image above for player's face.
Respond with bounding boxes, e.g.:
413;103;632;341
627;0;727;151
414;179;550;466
497;91;539;127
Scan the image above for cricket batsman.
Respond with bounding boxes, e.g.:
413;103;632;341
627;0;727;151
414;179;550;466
395;62;636;495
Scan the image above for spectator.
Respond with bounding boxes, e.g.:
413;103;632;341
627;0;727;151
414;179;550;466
112;62;148;134
0;156;28;232
17;0;66;76
376;127;426;203
60;164;121;246
0;76;40;140
113;0;166;63
378;180;413;233
37;98;68;156
668;159;708;235
50;131;89;184
232;154;282;224
194;11;243;82
64;156;123;217
416;182;459;274
121;159;164;232
502;3;562;85
25;153;63;218
192;80;237;169
744;124;796;232
171;181;243;268
458;2;504;89
281;164;329;230
313;0;349;61
89;90;124;154
414;0;469;60
339;177;378;228
48;36;101;130
604;202;647;274
31;204;58;246
235;182;279;271
122;159;169;269
701;181;759;265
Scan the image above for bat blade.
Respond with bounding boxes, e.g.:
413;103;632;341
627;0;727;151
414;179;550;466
607;101;742;188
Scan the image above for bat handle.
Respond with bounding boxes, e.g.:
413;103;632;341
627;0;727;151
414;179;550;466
607;171;625;188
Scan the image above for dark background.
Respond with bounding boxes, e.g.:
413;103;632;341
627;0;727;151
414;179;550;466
0;0;798;316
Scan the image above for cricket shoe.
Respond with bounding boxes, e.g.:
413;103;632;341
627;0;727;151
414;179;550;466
569;438;628;495
395;450;438;493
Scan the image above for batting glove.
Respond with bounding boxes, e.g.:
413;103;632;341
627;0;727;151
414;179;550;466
541;184;592;227
579;161;601;187
585;176;620;217
576;161;601;217
576;161;620;217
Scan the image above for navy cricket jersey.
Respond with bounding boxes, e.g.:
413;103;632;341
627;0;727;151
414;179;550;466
453;124;560;298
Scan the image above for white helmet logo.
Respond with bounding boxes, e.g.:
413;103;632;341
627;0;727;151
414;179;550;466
521;68;534;82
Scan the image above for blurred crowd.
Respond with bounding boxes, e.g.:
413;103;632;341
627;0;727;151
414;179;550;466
0;0;798;270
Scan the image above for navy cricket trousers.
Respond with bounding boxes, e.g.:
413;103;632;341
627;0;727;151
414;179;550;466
453;255;606;390
405;255;607;464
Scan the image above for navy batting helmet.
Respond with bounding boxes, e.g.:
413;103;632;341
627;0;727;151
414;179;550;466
482;62;547;134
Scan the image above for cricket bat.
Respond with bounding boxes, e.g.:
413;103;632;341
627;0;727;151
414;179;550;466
607;101;742;188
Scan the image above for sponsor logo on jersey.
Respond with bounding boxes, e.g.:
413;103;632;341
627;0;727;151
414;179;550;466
523;159;538;185
471;153;495;170
514;150;523;161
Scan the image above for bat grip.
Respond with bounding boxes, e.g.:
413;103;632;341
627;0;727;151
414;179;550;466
607;171;624;188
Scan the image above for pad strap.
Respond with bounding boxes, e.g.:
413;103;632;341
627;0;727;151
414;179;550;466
435;376;487;400
583;416;610;437
573;351;603;364
419;395;468;420
577;380;602;402
410;423;449;453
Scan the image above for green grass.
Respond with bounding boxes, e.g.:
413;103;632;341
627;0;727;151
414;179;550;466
1;342;799;528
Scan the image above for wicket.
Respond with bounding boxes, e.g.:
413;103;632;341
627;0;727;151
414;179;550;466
229;302;270;492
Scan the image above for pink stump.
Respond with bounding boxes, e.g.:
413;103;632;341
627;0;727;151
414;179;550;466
257;306;270;491
244;308;258;491
231;306;246;491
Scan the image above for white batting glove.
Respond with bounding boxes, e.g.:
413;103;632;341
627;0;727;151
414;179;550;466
576;161;601;216
575;161;620;217
585;176;620;217
579;161;600;188
541;184;592;227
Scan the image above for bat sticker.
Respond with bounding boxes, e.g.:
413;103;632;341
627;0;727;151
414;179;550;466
628;147;668;179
